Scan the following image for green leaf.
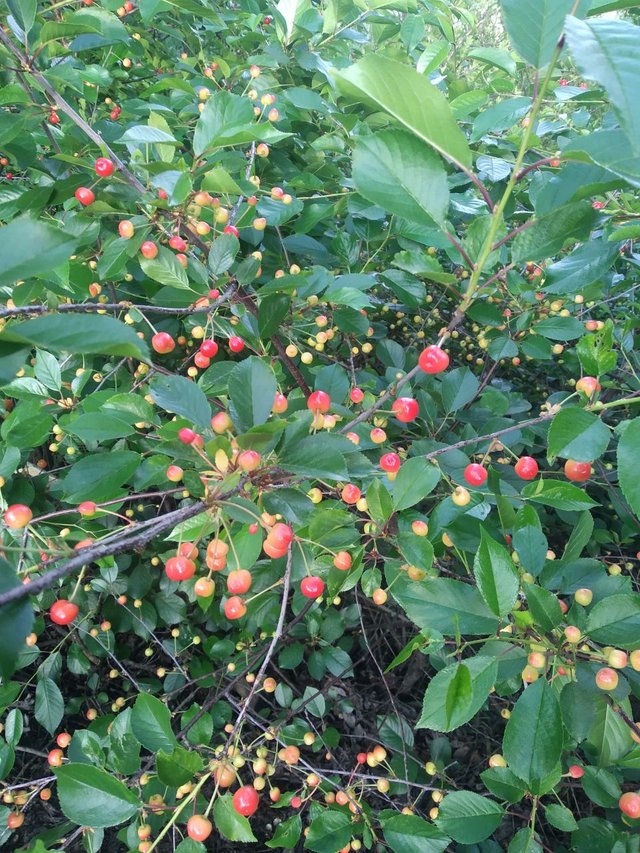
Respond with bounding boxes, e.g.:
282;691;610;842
208;233;239;276
131;694;178;753
499;0;590;68
562;511;594;562
618;418;640;519
522;480;597;511
267;814;302;849
336;55;472;171
524;584;563;632
0;315;149;361
547;408;610;463
352;130;449;227
471;97;532;143
213;793;257;843
397;531;434;573
258;293;290;341
280;433;348;481
304;810;352;852
436;791;504;844
116;125;177;144
392;458;440;511
150;373;212;431
503;680;562;784
473;529;519;618
512;202;597;263
228;356;277;433
481;767;527;803
382;812;451;853
0;558;33;682
418;656;497;732
194;90;262;155
55;764;140;828
566;17;640;152
545;804;578;832
441;367;480;412
66;413;135;443
390;572;499;636
140;248;189;289
367;479;394;527
202;167;244;194
468;46;516;77
7;0;36;32
35;678;64;736
543;241;620;295
62;451;140;503
586;593;640;647
156;747;203;787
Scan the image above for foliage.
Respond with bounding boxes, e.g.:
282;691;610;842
0;0;640;850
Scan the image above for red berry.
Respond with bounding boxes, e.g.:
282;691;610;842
227;569;252;595
50;600;79;625
178;427;196;444
341;484;361;505
224;596;247;620
356;752;367;764
152;332;175;354
418;345;449;374
118;220;134;239
194;352;210;368
168;235;187;251
200;339;218;358
140;241;158;259
232;785;259;817
224;225;239;237
307;390;331;414
272;393;288;413
391;397;419;422
78;501;97;517
165;556;196;581
291;796;302;808
49;111;60;124
7;812;24;829
595;667;619;691
186;815;213;841
4;504;33;529
620;792;640;820
350;387;364;403
47;748;64;767
166;465;183;482
333;551;352;571
300;576;324;599
269;523;294;549
229;336;245;353
514;456;538;480
94;157;114;177
74;187;95;206
464;463;488;487
568;764;584;779
564;460;591;482
380;453;401;473
237;450;261;472
576;376;601;396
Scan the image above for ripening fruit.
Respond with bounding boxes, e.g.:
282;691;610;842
227;570;252;595
229;336;244;353
140;241;158;259
224;224;239;237
48;748;64;766
4;504;33;529
50;600;79;625
418;345;449;374
576;376;601;396
307;390;331;414
56;732;72;748
608;649;628;669
567;764;584;779
273;393;288;414
350;387;364;403
178;427;196;445
464;463;488;487
514;456;539;480
211;411;233;434
564;626;581;644
200;339;219;358
391;397;419;422
118;220;134;239
186;815;213;842
333;551;352;571
194;577;215;597
237;450;261;472
168;235;187;252
7;812;24;829
78;501;97;517
380;453;401;473
224;596;247;620
372;588;388;605
341;484;361;505
564;460;591;482
300;576;325;599
151;332;175;354
233;785;259;817
74;187;95;206
94;157;115;177
630;650;640;671
166;465;183;482
574;588;593;606
165;556;196;581
619;792;640;820
451;486;471;507
595;667;619;691
412;520;428;536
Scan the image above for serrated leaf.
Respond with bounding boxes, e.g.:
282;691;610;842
213;793;257;842
503;680;562;783
618;418;640;520
547;408;610;462
473;529;519;617
55;764;139;828
150;373;212;431
35;678;64;735
140;247;189;289
392;458;440;510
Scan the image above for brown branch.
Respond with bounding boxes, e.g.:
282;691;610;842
606;697;640;741
515;157;556;182
465;168;496;212
422;412;554;461
444;230;474;271
492;220;535;252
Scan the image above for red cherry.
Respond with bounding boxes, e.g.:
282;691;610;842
564;460;591;482
194;352;210;368
269;523;294;549
237;450;261;472
152;332;175;354
568;765;584;779
514;456;538;480
229;336;245;353
273;393;288;413
224;596;247;620
380;453;401;473
263;540;288;559
224;225;239;237
165;556;196;581
50;600;79;625
333;551;352;571
178;427;196;444
209;288;220;299
291;795;302;808
576;376;601;396
4;504;33;529
47;748;64;767
464;463;488;487
307;391;331;414
391;397;419;422
341;484;361;505
94;158;114;177
200;339;218;358
56;732;72;749
166;465;183;482
78;501;97;517
350;388;364;403
140;241;158;259
418;345;449;374
620;792;640;820
186;815;213;841
158;188;168;200
233;785;259;817
49;111;60;124
356;752;367;764
300;576;324;599
118;220;134;239
168;235;187;251
124;0;134;10
74;187;95;206
227;570;252;595
7;812;24;829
